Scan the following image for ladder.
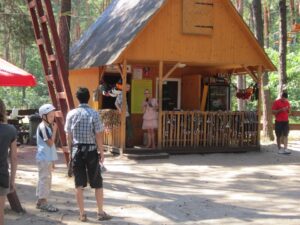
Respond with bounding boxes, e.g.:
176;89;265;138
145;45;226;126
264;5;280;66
6;0;74;214
26;0;75;163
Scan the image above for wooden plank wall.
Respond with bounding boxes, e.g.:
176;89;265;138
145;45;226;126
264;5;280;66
69;67;100;107
181;75;201;110
121;0;272;70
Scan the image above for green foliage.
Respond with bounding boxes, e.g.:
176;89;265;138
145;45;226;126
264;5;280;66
267;46;300;111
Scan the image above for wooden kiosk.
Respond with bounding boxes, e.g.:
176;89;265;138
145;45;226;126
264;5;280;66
69;0;276;154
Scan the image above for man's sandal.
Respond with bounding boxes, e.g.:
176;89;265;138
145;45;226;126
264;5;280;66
39;204;59;212
79;214;87;222
97;211;112;221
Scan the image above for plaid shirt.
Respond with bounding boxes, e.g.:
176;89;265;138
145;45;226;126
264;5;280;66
65;104;103;149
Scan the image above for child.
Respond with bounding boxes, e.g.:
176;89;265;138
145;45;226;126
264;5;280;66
36;104;59;212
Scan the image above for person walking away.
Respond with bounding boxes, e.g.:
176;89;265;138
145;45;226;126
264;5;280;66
35;104;59;212
65;87;111;222
0;99;17;225
272;92;291;154
142;89;158;148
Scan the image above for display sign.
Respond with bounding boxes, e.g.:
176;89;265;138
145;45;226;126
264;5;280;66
131;79;153;114
133;67;143;80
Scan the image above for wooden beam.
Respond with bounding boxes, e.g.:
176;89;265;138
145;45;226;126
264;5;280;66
257;65;263;146
117;64;123;75
96;66;106;110
158;61;163;149
242;65;258;82
162;63;180;81
120;60;127;154
200;85;208;111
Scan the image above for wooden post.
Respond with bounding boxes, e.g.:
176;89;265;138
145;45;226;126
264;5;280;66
7;191;25;213
97;66;105;110
120;60;127;154
200;85;208;111
163;63;179;81
257;66;263;147
158;61;163;149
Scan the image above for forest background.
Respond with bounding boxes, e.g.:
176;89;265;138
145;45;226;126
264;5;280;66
0;0;299;124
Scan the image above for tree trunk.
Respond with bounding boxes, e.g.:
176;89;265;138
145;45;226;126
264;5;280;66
252;0;264;46
236;0;246;111
263;2;270;48
290;0;296;24
3;6;10;61
58;0;72;72
252;0;274;140
249;4;255;32
279;0;288;96
20;45;27;107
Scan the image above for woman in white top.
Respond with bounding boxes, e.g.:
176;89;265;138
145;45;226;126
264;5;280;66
142;89;158;148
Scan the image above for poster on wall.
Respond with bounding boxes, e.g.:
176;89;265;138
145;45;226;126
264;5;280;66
131;79;152;114
133;67;143;80
143;67;151;78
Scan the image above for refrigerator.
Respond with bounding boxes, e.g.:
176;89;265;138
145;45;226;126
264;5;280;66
207;85;230;111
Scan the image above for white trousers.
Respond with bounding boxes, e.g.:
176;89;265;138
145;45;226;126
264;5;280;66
36;161;52;199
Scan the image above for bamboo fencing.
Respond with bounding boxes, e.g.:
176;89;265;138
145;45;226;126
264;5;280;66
161;111;259;148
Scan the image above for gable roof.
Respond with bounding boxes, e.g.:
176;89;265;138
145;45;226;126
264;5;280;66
70;0;276;72
69;0;166;70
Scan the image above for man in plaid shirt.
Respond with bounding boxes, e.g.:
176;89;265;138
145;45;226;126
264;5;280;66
65;87;111;221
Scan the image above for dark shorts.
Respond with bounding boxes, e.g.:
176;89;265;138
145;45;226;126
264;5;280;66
275;121;289;137
72;145;103;189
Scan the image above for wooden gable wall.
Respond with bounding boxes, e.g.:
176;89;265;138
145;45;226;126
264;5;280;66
119;0;273;70
69;67;101;107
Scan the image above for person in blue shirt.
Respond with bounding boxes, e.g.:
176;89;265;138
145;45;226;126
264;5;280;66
35;104;58;212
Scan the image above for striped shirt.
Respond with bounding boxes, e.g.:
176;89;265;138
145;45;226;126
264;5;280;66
64;104;103;149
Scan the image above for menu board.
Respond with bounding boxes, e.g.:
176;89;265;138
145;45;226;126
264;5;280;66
131;79;152;114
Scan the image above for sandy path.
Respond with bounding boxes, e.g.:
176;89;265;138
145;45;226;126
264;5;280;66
4;140;300;225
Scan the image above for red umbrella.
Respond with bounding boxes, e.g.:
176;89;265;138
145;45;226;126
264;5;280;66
0;58;37;87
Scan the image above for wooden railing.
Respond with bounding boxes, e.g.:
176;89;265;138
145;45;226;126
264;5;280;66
100;109;121;149
103;126;121;148
161;111;259;148
288;111;300;130
259;111;300;130
101;110;299;151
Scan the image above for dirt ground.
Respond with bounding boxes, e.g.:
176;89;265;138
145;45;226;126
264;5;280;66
4;133;300;225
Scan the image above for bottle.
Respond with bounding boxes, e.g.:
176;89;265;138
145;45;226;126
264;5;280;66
100;162;107;173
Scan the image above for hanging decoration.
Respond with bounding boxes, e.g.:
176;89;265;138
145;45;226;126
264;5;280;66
236;87;253;100
231;83;257;100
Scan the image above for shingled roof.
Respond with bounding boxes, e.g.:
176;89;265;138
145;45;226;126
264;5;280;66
70;0;166;70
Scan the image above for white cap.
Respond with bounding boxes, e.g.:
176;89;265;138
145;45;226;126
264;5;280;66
39;104;55;117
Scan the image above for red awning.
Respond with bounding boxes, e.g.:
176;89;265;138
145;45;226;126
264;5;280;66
0;58;37;87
